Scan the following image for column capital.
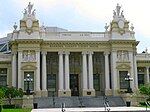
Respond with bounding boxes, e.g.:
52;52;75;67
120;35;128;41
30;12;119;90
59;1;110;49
41;51;47;55
35;50;41;53
87;51;93;55
104;51;110;56
64;51;70;55
18;50;23;53
82;51;88;55
11;51;17;55
58;51;65;55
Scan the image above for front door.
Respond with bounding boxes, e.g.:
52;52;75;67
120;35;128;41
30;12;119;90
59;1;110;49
70;74;79;96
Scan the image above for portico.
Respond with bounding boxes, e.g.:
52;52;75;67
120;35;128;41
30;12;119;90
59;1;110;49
1;3;140;99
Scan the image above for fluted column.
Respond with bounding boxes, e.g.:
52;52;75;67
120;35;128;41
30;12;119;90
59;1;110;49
18;51;22;89
104;51;110;90
82;51;88;90
133;53;138;89
12;52;17;87
58;51;64;90
88;51;94;90
42;51;47;96
65;51;70;90
146;66;150;83
36;51;41;93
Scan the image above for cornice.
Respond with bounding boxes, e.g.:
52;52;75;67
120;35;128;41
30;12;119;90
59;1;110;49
9;39;43;45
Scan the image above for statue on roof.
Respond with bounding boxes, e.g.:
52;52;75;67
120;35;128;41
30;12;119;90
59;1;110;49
27;2;33;14
23;2;36;19
116;3;121;16
113;3;124;19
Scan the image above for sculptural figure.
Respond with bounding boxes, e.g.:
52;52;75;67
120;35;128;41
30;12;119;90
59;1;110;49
27;2;33;14
116;3;121;16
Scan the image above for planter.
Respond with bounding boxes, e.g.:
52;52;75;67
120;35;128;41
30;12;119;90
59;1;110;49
33;103;38;109
126;101;131;107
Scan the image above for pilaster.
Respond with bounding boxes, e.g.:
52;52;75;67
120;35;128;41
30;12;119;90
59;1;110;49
12;52;17;87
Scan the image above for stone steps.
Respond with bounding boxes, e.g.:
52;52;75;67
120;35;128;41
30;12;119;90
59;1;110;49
33;96;126;108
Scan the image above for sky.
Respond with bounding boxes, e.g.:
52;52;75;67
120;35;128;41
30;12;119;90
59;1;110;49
0;0;150;53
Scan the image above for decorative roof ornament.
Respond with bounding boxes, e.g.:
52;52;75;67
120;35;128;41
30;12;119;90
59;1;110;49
23;2;36;19
13;22;18;31
104;23;109;32
130;23;134;31
113;3;124;19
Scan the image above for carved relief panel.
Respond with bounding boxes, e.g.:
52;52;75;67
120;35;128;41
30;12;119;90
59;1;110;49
117;50;129;61
23;50;36;62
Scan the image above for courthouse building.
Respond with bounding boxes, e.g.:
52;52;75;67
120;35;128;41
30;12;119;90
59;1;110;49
0;3;150;98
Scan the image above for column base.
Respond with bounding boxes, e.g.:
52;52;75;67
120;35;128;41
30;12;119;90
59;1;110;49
105;89;112;96
22;95;33;108
58;89;71;96
112;89;119;96
35;90;41;97
41;90;48;97
82;89;95;96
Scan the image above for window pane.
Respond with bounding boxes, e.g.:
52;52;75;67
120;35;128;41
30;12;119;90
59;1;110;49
47;74;56;91
138;74;144;87
94;74;100;91
119;71;128;89
0;68;7;86
0;76;7;86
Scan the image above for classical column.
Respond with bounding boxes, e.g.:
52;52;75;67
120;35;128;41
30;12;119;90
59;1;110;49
65;51;70;90
129;51;135;90
104;52;110;90
12;52;17;87
146;66;150;83
111;51;117;95
88;51;94;90
36;51;41;94
133;53;138;89
82;51;88;90
58;51;64;91
18;51;22;89
42;51;47;96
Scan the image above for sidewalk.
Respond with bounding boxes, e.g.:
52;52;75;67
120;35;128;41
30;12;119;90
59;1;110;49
31;107;150;112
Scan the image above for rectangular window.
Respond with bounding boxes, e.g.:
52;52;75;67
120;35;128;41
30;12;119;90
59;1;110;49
24;71;34;91
119;71;128;89
138;74;144;87
94;74;100;91
0;68;7;86
47;74;56;91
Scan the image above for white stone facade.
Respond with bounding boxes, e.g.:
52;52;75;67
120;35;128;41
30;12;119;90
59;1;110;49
0;3;149;98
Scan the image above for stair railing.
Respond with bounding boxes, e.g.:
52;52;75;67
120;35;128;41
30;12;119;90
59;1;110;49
103;96;110;112
145;101;150;112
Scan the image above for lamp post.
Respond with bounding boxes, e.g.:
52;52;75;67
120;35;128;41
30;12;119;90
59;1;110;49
125;73;133;93
24;74;33;95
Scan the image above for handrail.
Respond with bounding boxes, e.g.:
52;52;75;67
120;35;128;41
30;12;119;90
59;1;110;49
103;96;110;112
145;101;150;112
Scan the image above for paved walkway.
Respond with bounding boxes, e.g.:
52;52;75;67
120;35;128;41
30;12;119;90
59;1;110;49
31;107;150;112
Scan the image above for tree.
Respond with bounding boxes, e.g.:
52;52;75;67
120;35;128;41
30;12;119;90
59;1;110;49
0;86;23;104
139;83;150;100
0;89;5;104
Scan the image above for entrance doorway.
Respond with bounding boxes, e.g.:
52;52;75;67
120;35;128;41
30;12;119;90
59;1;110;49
70;74;79;96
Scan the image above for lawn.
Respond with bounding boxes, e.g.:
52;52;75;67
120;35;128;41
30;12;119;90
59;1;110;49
2;108;32;112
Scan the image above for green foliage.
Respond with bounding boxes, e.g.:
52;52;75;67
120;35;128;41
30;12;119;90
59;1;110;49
0;86;23;105
2;108;32;112
0;89;5;104
139;83;150;98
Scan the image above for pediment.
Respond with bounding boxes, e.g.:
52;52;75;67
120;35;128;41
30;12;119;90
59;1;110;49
21;64;37;70
116;64;130;69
